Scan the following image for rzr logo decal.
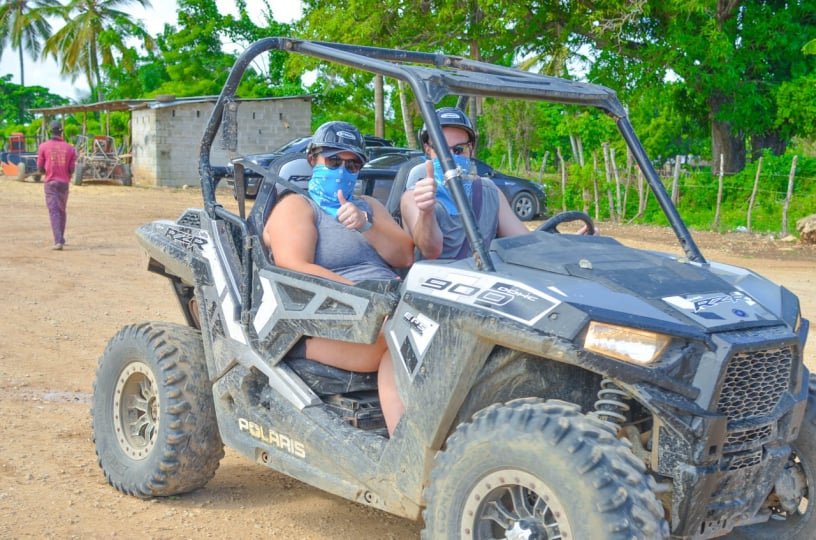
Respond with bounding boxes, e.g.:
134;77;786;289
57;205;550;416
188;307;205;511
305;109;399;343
165;227;207;250
692;291;746;313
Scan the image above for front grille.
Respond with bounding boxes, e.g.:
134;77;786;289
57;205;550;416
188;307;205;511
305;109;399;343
716;347;793;421
724;425;773;451
727;448;763;470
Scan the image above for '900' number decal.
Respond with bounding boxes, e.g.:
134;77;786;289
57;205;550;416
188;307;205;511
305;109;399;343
420;277;557;324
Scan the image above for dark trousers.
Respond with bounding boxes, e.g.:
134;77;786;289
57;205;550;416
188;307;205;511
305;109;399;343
44;181;69;245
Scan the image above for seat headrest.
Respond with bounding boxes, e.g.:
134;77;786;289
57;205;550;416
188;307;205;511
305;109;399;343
276;158;312;182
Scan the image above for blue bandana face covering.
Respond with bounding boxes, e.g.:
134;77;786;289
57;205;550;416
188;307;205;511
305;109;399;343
431;155;474;216
308;165;359;217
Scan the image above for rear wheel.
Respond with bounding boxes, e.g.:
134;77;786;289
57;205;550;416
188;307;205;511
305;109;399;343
510;191;538;221
120;164;132;186
92;322;223;498
73;163;84;185
422;399;669;539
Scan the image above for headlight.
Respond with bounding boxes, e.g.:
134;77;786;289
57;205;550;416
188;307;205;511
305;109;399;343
584;321;671;365
795;311;802;333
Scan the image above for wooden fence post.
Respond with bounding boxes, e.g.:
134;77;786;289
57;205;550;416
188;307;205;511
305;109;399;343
537;151;549;182
671;155;681;205
611;147;624;220
782;155;798;236
557;147;567;212
592;151;600;220
713;154;724;229
602;143;616;222
746;156;762;233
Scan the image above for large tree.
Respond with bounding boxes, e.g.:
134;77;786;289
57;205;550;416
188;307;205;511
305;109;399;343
0;0;60;122
0;73;67;126
0;0;60;87
42;0;154;102
573;0;816;171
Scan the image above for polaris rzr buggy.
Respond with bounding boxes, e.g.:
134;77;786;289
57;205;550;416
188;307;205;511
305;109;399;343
92;38;813;540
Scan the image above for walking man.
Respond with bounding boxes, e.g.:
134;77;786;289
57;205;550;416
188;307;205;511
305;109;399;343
37;120;77;250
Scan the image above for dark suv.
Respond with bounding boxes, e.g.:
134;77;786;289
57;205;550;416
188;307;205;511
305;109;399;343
356;152;548;221
225;134;395;197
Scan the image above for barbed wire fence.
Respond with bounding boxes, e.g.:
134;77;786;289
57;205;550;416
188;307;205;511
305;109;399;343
521;149;813;236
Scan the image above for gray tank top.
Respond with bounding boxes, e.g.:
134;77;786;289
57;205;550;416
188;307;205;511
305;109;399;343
406;166;501;259
301;195;398;282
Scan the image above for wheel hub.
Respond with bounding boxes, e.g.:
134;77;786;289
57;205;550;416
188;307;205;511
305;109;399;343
113;361;159;460
461;469;572;539
506;519;542;540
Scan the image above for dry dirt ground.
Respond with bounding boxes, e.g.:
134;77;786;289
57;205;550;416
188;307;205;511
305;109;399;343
0;177;813;539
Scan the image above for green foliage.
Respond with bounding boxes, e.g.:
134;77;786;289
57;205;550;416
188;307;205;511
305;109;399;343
44;0;155;102
548;148;816;235
0;75;68;128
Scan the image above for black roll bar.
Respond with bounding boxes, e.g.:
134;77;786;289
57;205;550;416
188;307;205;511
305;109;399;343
198;36;705;276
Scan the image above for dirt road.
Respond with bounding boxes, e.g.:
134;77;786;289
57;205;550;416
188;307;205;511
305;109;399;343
0;178;813;538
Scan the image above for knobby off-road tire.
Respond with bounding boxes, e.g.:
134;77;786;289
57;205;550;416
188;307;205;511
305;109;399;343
422;399;669;540
72;163;83;186
120;164;132;186
729;374;816;539
92;322;224;498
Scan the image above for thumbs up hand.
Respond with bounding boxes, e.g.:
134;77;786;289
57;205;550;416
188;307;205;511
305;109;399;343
336;190;367;231
413;160;438;214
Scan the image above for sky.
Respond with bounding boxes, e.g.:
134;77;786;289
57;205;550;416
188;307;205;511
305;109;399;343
0;0;303;101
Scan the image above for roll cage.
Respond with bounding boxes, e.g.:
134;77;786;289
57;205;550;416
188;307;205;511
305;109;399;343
198;37;705;318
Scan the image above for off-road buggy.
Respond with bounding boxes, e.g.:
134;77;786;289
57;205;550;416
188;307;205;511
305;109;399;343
72;134;132;186
92;38;812;539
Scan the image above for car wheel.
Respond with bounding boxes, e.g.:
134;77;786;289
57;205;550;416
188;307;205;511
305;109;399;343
92;322;223;498
511;191;538;221
422;399;669;539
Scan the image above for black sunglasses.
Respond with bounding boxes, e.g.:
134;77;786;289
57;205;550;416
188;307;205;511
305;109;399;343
449;143;471;156
321;153;363;173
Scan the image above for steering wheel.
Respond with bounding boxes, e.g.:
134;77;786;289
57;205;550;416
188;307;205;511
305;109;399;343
536;211;595;235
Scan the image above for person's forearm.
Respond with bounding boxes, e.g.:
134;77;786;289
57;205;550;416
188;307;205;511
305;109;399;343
412;209;444;259
280;261;353;285
364;224;414;268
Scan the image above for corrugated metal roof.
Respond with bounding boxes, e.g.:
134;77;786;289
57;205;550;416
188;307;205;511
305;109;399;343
29;95;311;115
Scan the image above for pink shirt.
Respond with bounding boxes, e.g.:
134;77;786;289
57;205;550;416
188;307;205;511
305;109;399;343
37;137;77;183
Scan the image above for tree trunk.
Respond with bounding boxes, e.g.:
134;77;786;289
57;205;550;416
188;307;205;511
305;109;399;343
17;47;26;123
398;81;416;148
710;94;746;173
374;75;384;138
751;130;787;160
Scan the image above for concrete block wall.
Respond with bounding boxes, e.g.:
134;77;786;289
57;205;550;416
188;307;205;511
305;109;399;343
132;97;311;187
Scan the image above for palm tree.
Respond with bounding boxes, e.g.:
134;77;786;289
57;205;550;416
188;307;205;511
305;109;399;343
0;0;61;87
43;0;153;102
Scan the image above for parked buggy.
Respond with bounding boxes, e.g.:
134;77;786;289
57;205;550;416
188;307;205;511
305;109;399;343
73;135;132;186
1;133;41;182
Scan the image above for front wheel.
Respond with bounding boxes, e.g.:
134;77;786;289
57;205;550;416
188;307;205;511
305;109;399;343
728;374;816;539
92;322;224;498
422;399;669;540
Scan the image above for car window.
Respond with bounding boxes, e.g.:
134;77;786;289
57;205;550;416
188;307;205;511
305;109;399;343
274;137;310;154
474;159;493;177
366;154;410;168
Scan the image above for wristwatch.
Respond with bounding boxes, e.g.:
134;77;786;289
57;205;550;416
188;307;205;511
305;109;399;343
360;211;373;232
